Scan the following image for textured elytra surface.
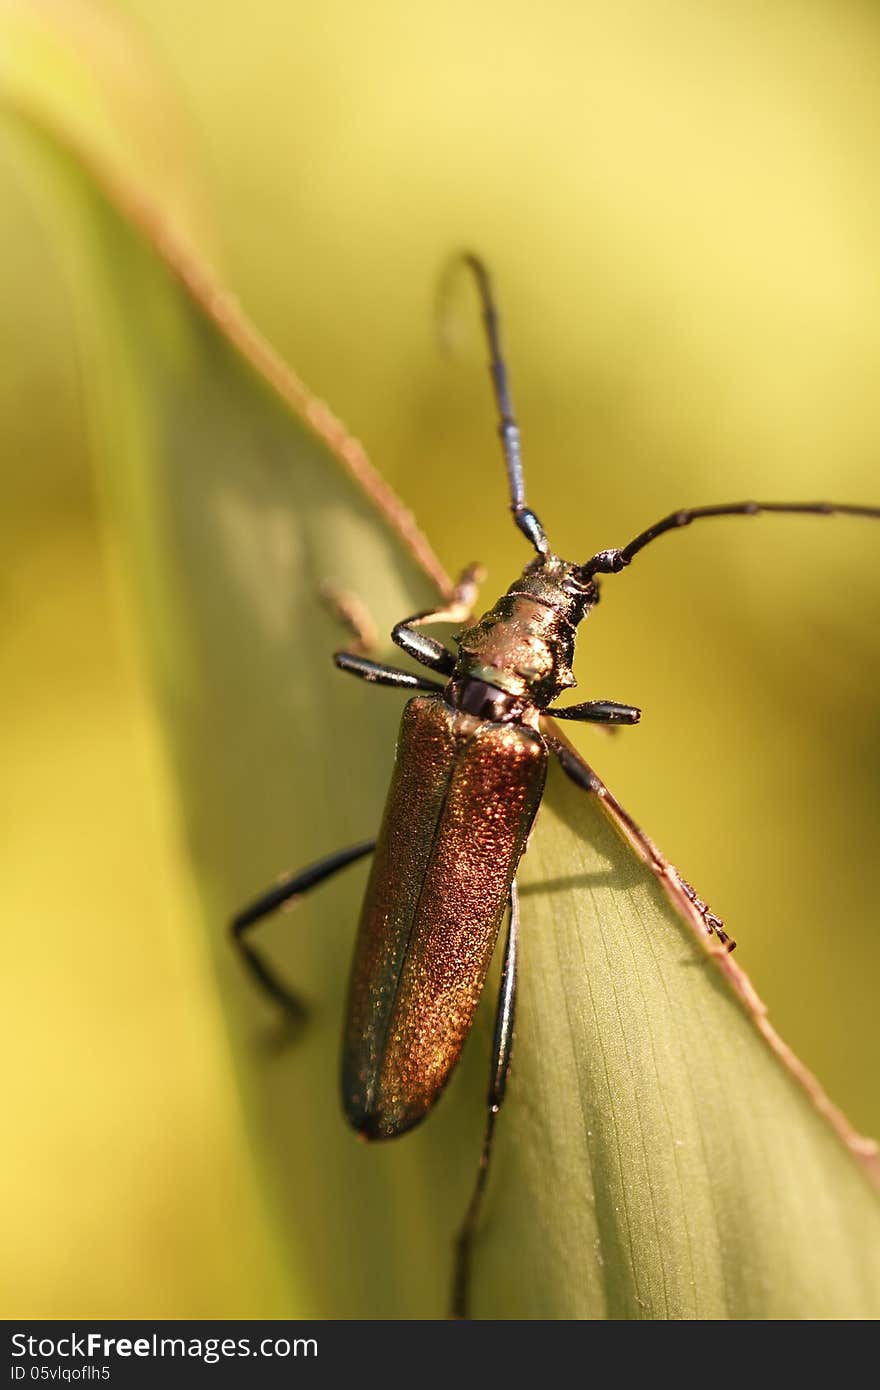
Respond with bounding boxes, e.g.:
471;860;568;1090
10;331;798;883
343;696;546;1137
3;65;880;1319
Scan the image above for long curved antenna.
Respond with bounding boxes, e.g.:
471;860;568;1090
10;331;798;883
581;499;880;577
460;254;549;556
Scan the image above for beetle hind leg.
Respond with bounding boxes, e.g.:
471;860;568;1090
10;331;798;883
231;840;376;1025
451;878;520;1319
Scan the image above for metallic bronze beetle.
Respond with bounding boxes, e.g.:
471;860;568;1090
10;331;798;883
232;256;880;1316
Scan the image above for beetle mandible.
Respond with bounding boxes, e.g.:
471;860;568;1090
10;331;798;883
232;254;880;1317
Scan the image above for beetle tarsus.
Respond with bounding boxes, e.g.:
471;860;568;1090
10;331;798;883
679;878;735;951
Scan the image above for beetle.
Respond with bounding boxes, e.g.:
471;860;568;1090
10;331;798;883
231;255;880;1317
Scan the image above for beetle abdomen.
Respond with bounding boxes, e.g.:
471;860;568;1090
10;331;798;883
342;694;546;1140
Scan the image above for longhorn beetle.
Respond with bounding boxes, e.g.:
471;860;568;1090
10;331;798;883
232;255;880;1318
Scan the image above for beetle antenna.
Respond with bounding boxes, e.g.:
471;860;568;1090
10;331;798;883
459;254;550;556
582;499;880;577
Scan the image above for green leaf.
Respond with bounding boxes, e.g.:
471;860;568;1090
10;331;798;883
3;89;879;1320
485;763;880;1317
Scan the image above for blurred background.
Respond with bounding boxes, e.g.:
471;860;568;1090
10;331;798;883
2;0;879;1317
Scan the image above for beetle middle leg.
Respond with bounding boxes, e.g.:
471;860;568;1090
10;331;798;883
451;878;520;1320
231;840;376;1022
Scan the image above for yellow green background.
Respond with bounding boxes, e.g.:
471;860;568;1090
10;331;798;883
3;0;879;1317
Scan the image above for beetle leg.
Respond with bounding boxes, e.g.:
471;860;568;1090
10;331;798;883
392;562;485;674
545;698;641;725
333;652;445;692
545;732;735;950
318;581;379;655
231;840;376;1021
391;622;456;673
677;878;734;951
451;879;520;1319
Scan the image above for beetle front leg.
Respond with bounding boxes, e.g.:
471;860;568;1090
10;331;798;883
231;840;376;1022
392;562;485;674
545;698;641;725
451;878;520;1320
319;581;379;656
333;652;445;692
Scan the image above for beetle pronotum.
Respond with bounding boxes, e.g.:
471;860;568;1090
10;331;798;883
232;255;880;1317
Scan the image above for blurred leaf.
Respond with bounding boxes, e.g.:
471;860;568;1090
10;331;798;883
0;0;213;256
2;86;879;1320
